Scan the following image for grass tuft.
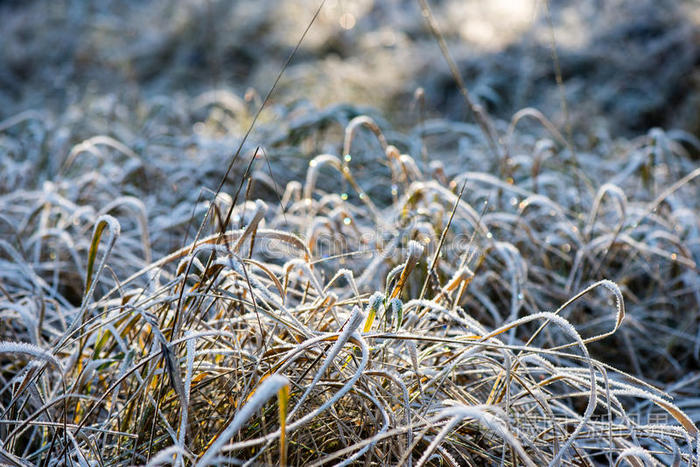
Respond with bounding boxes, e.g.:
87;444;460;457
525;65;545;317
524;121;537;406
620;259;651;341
0;82;699;465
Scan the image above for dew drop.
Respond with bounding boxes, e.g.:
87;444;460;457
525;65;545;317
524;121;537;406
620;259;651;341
344;154;352;162
339;12;356;30
309;160;317;167
486;232;493;239
359;192;366;200
391;184;398;196
341;193;348;200
510;197;518;206
343;217;351;225
670;253;677;261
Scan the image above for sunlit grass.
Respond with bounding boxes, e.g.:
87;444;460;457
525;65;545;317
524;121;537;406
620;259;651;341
1;86;699;465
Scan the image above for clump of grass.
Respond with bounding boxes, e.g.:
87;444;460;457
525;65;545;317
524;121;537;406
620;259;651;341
0;85;699;465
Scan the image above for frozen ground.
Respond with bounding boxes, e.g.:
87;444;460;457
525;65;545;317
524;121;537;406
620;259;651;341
1;1;699;465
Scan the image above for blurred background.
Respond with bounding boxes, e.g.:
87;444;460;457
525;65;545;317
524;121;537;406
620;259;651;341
1;0;698;139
